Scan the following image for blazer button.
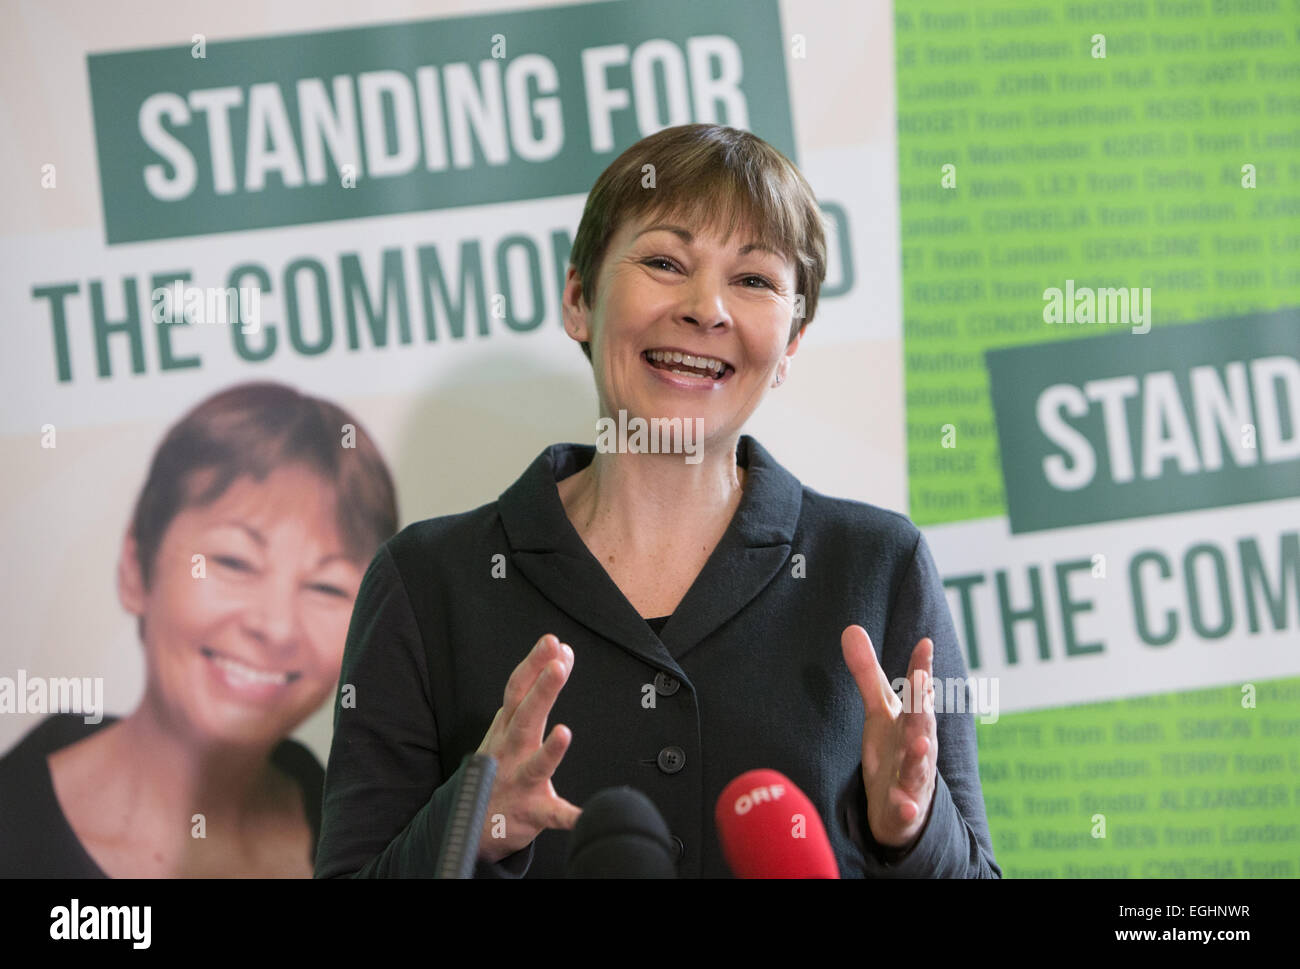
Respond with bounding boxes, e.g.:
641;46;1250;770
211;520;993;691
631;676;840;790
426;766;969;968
671;835;685;861
653;671;681;696
657;745;686;774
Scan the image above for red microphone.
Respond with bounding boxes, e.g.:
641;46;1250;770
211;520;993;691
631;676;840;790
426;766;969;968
715;769;840;878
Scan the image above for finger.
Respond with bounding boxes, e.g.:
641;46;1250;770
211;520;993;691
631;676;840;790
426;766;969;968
899;673;937;778
501;634;557;716
897;734;931;792
901;638;933;710
841;625;899;720
519;722;573;786
502;635;566;723
509;659;570;752
905;637;934;679
544;796;583;831
888;785;921;825
903;665;935;723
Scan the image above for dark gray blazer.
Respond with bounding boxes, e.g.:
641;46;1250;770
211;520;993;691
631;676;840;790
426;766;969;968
315;435;1000;878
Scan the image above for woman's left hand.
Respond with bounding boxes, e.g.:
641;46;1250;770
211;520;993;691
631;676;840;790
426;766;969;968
841;625;938;853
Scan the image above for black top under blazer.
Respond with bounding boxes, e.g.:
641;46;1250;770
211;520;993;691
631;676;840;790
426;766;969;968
0;714;324;876
315;435;1001;878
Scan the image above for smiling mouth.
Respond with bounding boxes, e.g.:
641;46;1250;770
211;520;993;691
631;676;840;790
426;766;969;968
200;646;302;686
643;349;734;381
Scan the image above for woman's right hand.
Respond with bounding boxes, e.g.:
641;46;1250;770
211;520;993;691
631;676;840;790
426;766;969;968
475;633;581;864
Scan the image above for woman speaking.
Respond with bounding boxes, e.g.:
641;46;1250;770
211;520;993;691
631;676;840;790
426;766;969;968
316;123;1000;878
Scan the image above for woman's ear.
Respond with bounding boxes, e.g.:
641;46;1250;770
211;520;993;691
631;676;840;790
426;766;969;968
785;324;804;359
562;267;591;343
118;530;146;618
772;328;802;386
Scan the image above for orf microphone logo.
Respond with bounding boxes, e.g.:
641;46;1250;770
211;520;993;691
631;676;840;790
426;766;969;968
716;769;840;878
730;782;786;814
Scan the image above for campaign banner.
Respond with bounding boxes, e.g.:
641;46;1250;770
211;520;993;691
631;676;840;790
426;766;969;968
87;1;793;242
2;0;904;863
897;0;1300;877
988;309;1300;533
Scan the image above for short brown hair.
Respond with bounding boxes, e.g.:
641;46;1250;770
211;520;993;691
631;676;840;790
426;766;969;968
568;123;830;362
129;381;398;590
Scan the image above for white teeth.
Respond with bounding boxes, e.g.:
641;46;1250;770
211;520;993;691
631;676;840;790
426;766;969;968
210;653;292;685
647;350;727;376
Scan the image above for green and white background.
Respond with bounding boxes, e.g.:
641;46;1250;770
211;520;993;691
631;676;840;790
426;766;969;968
1;0;1296;877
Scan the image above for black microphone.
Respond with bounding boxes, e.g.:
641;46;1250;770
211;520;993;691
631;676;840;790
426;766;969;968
435;753;498;879
565;787;678;877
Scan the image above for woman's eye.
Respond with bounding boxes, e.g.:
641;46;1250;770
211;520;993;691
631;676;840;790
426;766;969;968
645;258;771;290
308;583;349;598
214;556;254;573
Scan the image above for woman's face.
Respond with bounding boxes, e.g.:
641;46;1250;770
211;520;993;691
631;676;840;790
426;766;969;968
564;210;800;449
120;464;363;748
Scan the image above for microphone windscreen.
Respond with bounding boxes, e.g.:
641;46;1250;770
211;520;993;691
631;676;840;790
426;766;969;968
715;769;839;878
565;786;678;878
435;753;498;879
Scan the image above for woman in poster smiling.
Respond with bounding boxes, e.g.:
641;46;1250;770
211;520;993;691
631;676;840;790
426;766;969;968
0;382;397;877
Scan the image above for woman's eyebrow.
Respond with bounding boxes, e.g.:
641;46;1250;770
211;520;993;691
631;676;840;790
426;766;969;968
313;553;354;568
214;520;351;568
636;223;782;258
215;520;265;545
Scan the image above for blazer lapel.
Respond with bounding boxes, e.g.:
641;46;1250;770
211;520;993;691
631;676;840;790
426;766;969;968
497;436;803;668
659;436;802;660
499;443;676;670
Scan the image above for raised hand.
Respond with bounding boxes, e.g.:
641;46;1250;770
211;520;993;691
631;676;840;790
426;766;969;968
475;633;581;863
841;625;938;852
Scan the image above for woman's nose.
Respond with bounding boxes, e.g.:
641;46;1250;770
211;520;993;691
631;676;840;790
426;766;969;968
244;579;302;655
679;272;731;329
